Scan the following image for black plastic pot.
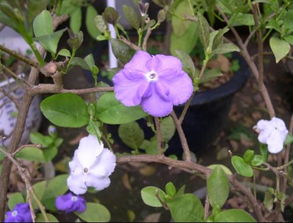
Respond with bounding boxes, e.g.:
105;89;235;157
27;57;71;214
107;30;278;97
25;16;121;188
165;54;250;157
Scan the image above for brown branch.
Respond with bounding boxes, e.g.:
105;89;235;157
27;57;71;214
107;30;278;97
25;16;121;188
216;6;276;118
0;45;39;68
31;84;114;95
170;111;192;162
0;63;32;87
142;26;152;51
119;36;141;51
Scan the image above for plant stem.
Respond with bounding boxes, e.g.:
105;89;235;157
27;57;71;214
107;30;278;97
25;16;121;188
154;117;163;154
0;63;32;87
0;44;39;68
170;111;192;162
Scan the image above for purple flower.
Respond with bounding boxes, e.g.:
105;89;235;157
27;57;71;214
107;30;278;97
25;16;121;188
5;203;32;223
113;51;193;117
55;192;86;213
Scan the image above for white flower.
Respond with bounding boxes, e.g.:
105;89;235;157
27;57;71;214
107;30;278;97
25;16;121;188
253;117;288;154
67;135;116;195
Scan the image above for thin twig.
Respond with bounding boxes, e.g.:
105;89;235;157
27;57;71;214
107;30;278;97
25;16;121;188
119;36;141;51
142;26;152;51
170;111;192;162
0;63;32;87
204;195;210;219
0;45;39;68
0;88;21;111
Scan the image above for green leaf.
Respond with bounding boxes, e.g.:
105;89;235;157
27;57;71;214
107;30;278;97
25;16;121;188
84;54;99;81
174;50;198;79
118;122;144;150
140;138;158;155
165;182;176;197
214;209;256;222
102;7;119;25
42;174;69;211
15;146;45;162
40;93;89;128
171;1;194;36
122;5;141;29
86;5;101;39
197;13;210;50
33;10;53;37
70;8;82;33
36;213;59;222
251;154;265;166
8;193;25;210
110;39;135;64
70;57;90;70
285;133;293;145
95;93;147;125
57;49;71;57
32;181;47;209
207;166;229;208
284;35;293;45
141;186;166;207
212;43;240;55
269;36;290;63
243;149;255;163
160;116;176;142
208;164;232;175
35;29;66;55
167;194;204;222
30;132;53;147
75;202;111;222
229;13;255;26
264;190;273;211
231;155;253;177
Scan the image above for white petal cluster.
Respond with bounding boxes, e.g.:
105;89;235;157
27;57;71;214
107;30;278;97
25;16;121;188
67;135;116;195
254;117;288;154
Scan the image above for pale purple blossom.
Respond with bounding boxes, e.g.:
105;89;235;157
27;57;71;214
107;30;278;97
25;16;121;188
4;203;32;223
67;135;116;195
113;51;193;117
55;192;86;213
253;117;288;154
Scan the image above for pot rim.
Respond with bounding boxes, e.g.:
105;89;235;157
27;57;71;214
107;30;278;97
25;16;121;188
191;53;250;105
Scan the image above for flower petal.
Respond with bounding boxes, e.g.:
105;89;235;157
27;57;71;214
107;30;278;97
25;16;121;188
124;50;152;73
55;193;74;212
75;135;104;169
85;174;111;191
67;175;87;195
89;149;116;177
160;72;193;105
153;54;183;73
114;70;149;106
267;131;284;154
141;85;173;117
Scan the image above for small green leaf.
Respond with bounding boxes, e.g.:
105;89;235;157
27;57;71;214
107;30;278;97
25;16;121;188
251;154;265;167
75;202;111;222
86;5;101;39
285;133;293;145
8;193;25;210
36;213;59;222
231;155;253;177
174;50;198;79
167;194;204;222
243;149;255;163
229;13;255;26
33;10;53;37
207;166;229;208
118;122;144;150
57;49;71;57
140;138;158;154
32;181;47;209
15;146;45;162
35;29;66;55
95;93;147;125
160;116;176;142
165;182;176;197
197;13;210;50
264;190;273;211
212;43;240;55
102;7;119;24
110;39;135;64
269;36;290;63
122;5;141;29
70;8;82;33
70;57;90;70
141;186;166;207
214;209;256;222
208;164;232;175
40;93;89;128
30;132;54;147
